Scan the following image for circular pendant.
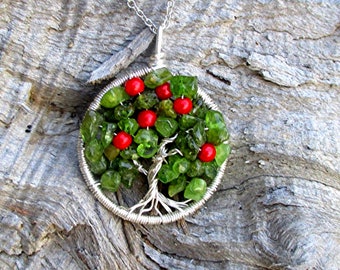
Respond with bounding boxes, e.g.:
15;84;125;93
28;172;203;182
78;66;230;224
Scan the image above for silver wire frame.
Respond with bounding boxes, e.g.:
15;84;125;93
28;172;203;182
77;67;228;224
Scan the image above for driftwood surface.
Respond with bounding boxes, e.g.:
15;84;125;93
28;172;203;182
1;0;339;269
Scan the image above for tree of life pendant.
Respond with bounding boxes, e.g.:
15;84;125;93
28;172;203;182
78;28;231;224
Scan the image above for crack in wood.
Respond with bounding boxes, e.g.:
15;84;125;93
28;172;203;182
206;69;232;85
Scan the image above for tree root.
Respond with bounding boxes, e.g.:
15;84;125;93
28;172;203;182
129;135;191;217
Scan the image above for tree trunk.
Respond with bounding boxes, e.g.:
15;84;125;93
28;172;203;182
0;0;339;269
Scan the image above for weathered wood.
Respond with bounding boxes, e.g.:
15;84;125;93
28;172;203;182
87;27;155;84
0;0;339;269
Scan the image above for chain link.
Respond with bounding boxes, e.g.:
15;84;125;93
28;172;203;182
127;0;175;34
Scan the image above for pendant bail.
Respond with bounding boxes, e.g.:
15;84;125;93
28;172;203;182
151;26;165;69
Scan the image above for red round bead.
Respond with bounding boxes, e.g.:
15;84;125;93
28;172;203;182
198;143;216;162
137;110;157;128
173;97;193;114
125;77;145;96
155;82;172;100
113;131;132;150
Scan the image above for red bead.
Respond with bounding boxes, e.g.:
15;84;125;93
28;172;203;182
112;131;132;150
137;110;157;128
125;77;145;96
173;97;193;114
155;82;172;100
198;143;216;162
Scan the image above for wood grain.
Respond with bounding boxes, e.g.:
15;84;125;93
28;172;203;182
0;0;339;269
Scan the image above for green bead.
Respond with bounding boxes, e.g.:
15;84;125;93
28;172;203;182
186;134;199;151
178;114;197;130
118;118;139;135
88;155;108;175
182;147;199;161
173;158;190;174
168;175;187;197
187;159;204;177
184;178;207;201
134;91;158;109
215;143;231;166
207;127;229;145
118;159;134;170
155;116;178;137
184;132;201;154
113;103;135;120
100;122;117;148
158;164;179;183
175;131;188;149
174;132;198;161
170;75;198;99
100;170;121;192
118;159;140;188
100;86;130;108
136;144;157;158
205;110;229;144
144;67;173;88
80;110;104;144
192;98;209;119
168;153;181;166
104;144;120;161
134;129;158;147
205;110;225;126
85;139;103;163
120;168;140;189
120;146;139;160
204;161;218;180
192;121;206;147
158;100;177;119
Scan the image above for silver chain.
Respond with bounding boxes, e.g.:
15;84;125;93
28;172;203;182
126;0;175;34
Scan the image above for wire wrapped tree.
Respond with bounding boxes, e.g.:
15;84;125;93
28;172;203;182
78;67;230;224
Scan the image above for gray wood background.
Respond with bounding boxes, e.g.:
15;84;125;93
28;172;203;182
0;0;339;269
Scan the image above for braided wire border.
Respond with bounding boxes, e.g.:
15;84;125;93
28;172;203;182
77;67;228;224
